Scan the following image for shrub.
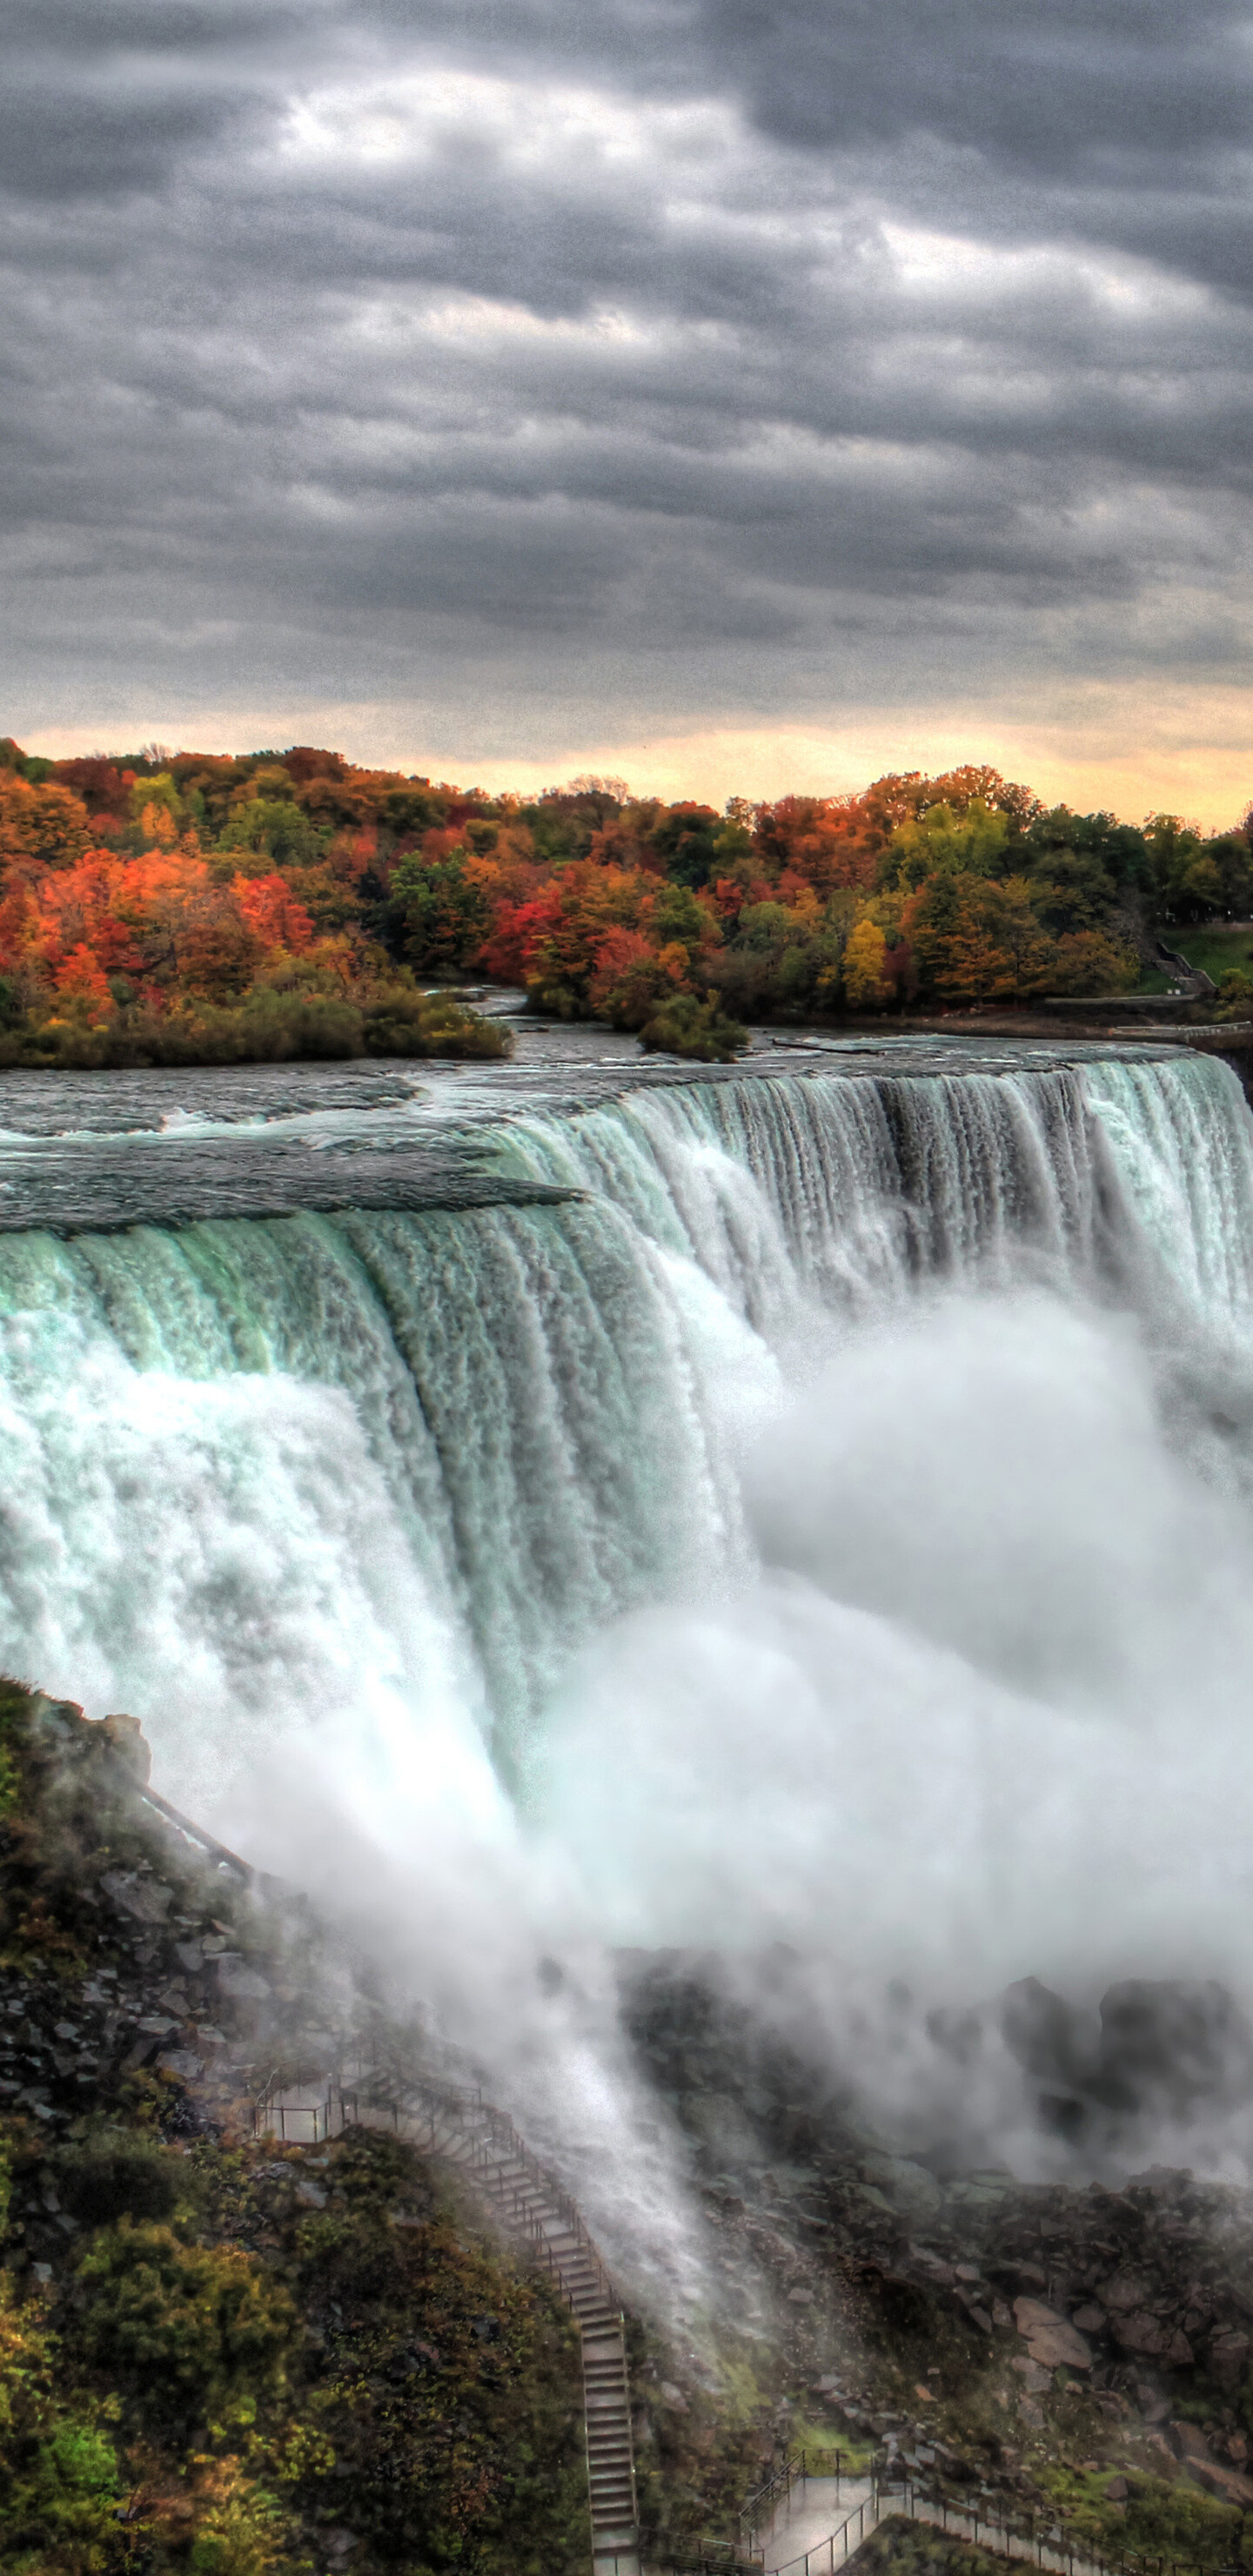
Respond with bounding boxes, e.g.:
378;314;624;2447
362;990;513;1057
640;995;749;1061
54;2132;194;2229
77;2221;295;2424
10;985;511;1068
1216;967;1253;1017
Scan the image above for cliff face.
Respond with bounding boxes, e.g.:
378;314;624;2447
616;1951;1253;2570
0;1684;586;2576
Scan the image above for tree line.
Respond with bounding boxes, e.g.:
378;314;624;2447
1;738;1249;1063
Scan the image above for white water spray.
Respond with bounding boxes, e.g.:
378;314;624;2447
4;1050;1253;2233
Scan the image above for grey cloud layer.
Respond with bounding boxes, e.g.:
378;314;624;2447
3;0;1251;748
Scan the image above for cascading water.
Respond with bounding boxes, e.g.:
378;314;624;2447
8;1037;1253;2253
1;1048;1252;1833
6;1045;1253;2142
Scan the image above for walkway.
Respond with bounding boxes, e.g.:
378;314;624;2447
751;2466;1122;2576
761;2479;871;2573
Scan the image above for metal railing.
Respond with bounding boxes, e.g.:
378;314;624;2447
390;2067;622;2319
252;2070;346;2143
734;2460;1249;2576
740;2452;847;2550
97;1741;256;1884
253;2054;623;2322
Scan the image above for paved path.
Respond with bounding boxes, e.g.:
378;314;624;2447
752;2472;1116;2576
761;2478;872;2572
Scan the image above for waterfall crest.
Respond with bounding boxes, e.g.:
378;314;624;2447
0;1048;1250;1828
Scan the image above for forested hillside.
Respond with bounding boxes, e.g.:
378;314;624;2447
2;740;1250;1066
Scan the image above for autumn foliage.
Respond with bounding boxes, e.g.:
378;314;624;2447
0;734;1247;1061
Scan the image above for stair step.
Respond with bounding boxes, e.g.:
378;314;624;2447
394;2068;640;2553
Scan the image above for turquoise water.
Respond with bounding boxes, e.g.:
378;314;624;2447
0;1044;1250;1886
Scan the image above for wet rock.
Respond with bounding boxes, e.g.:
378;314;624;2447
862;2155;941;2220
1002;1979;1098;2093
214;1955;271;2002
97;1711;151;1783
100;1870;173;1925
1108;2310;1191;2365
1170;2423;1253;2506
158;2049;204;2081
1011;2358;1053;2394
1097;1981;1253;2115
1100;2271;1151;2313
1013;2298;1091;2371
1208;2329;1250;2386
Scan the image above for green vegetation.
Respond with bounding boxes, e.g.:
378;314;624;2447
0;1680;587;2573
3;735;1250;1050
640;994;750;1061
0;984;510;1070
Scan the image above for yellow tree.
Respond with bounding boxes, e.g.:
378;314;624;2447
841;916;893;1008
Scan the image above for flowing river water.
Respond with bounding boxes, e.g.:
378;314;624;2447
5;1032;1253;2228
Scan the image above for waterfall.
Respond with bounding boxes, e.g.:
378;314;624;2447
0;1046;1250;1854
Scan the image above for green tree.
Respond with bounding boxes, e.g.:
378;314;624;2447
878;799;1011;892
217;800;321;870
384;851;492;975
647;803;723;889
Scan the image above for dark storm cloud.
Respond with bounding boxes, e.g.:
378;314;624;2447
703;0;1253;168
2;0;1252;744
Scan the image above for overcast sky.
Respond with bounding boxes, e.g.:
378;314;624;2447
4;0;1253;817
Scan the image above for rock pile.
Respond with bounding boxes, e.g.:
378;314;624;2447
617;1949;1253;2539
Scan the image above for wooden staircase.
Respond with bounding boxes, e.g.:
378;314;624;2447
258;2063;641;2576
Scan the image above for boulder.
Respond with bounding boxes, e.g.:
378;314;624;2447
1097;1981;1253;2115
1013;2298;1092;2371
862;2155;942;2219
1170;2425;1253;2507
214;1955;271;2002
100;1712;151;1784
1101;2271;1151;2312
1001;1978;1098;2091
1109;2310;1191;2365
100;1871;173;1925
1208;2329;1250;2387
